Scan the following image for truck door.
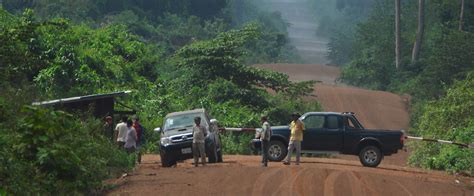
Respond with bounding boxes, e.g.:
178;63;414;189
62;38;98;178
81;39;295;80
319;115;344;151
301;115;325;150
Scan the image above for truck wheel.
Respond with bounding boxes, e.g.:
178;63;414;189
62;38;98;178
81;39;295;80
217;149;223;162
207;142;218;163
217;135;223;162
359;146;383;167
268;140;287;162
160;151;176;167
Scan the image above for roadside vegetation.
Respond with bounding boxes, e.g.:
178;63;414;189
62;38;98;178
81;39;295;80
0;1;319;194
310;0;473;175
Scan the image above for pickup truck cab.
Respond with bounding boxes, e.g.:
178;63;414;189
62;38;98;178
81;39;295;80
155;109;223;167
253;112;405;167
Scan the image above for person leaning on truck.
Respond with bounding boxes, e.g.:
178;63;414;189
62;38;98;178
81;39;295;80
283;113;305;165
192;117;208;167
260;115;272;167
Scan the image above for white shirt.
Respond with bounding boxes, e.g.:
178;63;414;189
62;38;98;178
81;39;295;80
115;122;128;142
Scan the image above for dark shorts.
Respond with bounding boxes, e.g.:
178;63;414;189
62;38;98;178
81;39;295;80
117;141;125;148
125;147;136;154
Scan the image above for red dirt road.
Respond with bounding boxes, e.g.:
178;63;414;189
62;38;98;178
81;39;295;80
108;155;473;196
108;64;473;195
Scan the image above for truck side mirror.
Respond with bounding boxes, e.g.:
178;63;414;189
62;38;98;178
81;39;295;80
154;127;161;133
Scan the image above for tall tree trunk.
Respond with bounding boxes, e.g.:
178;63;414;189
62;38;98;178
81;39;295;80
459;0;465;31
411;0;425;63
395;0;401;69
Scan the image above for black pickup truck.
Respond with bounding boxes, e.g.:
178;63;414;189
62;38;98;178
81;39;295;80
252;112;405;167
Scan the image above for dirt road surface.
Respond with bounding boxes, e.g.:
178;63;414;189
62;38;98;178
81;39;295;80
107;155;473;196
108;64;473;195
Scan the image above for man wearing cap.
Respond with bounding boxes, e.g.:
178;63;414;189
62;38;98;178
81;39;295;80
103;116;114;141
283;113;305;165
260;115;272;167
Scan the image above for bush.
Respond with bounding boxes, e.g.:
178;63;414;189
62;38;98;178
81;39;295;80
408;73;474;176
0;106;134;194
221;132;255;155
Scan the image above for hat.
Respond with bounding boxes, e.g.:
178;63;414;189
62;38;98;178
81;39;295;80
105;116;112;120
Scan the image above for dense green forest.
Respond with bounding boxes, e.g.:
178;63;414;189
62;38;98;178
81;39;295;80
0;1;317;194
311;0;473;175
1;0;473;194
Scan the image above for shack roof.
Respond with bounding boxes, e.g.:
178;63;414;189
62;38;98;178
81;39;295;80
32;90;132;106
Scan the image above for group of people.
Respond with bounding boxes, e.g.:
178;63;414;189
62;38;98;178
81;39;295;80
102;113;304;167
190;113;305;167
258;113;305;167
103;115;144;163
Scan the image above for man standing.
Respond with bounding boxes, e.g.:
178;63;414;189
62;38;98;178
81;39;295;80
115;116;128;148
260;115;272;167
132;116;144;163
283;113;305;165
103;116;114;141
132;116;144;146
192;117;208;167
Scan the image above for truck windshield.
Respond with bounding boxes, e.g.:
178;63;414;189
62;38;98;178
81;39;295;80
164;113;207;131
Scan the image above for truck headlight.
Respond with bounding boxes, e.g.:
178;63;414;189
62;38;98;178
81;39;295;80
160;137;171;146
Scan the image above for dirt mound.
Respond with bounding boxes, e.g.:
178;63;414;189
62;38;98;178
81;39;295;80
314;84;410;130
107;155;473;196
257;64;340;84
256;64;410;130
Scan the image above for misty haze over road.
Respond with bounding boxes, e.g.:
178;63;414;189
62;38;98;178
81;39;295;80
263;0;329;64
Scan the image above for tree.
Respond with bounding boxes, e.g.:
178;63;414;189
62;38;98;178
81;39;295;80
411;0;425;63
459;0;465;31
395;0;401;69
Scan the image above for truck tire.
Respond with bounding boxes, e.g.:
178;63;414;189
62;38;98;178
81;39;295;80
359;146;383;167
160;151;176;167
207;142;218;163
268;140;287;162
217;149;223;162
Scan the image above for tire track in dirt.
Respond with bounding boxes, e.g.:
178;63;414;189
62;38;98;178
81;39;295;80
271;168;307;196
346;171;366;195
250;168;284;196
107;155;474;196
323;170;342;196
391;179;414;196
285;168;309;196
